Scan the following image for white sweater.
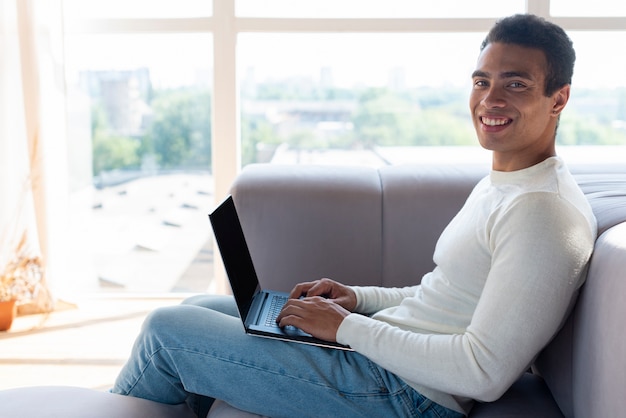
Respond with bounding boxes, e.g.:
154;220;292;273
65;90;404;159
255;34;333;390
336;157;597;415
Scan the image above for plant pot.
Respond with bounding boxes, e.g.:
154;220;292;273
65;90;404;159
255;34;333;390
0;299;17;331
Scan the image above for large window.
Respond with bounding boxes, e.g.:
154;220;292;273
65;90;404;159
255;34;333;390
61;0;626;296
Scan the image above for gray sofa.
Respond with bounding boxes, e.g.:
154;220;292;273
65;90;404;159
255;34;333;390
1;162;625;418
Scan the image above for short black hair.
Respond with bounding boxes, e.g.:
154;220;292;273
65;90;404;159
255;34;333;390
481;14;575;96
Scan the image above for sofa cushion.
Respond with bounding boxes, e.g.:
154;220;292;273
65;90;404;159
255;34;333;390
231;164;383;291
206;373;563;418
574;173;626;236
378;164;486;287
470;373;563;417
207;400;266;418
0;386;195;418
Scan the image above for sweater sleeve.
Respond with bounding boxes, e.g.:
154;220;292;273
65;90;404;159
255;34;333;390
351;285;418;315
336;193;595;401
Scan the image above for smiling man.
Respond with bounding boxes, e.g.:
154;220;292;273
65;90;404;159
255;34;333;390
113;14;597;418
470;23;572;172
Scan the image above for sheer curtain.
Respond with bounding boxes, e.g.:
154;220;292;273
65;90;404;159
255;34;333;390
0;0;68;313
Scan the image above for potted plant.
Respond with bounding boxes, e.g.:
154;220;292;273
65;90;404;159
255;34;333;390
0;232;44;331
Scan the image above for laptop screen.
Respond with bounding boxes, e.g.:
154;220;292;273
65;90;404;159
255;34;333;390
209;196;260;319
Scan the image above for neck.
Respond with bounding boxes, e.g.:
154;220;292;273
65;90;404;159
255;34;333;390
492;147;556;172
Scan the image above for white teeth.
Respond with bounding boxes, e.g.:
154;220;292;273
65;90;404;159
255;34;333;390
482;117;509;126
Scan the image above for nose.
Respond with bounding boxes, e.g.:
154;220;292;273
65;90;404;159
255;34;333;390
481;86;506;109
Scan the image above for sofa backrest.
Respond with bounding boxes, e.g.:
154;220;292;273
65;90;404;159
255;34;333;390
378;164;486;288
232;164;488;291
232;164;385;291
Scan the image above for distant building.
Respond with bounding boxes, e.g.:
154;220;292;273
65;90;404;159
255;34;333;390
79;68;153;137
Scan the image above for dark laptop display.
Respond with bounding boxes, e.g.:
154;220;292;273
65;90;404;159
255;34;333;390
209;195;352;350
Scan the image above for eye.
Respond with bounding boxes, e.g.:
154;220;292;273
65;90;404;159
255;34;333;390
508;81;526;88
473;79;488;88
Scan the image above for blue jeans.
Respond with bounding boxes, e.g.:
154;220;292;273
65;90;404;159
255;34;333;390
112;295;465;418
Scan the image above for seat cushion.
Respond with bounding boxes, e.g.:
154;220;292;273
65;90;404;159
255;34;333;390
207;374;562;418
469;373;563;417
207;400;266;418
0;386;195;418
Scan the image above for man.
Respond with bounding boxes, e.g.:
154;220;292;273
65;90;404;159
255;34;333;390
112;14;596;418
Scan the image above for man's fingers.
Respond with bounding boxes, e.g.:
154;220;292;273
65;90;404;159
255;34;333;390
289;278;334;299
276;299;312;330
276;298;304;322
305;278;336;297
288;282;314;299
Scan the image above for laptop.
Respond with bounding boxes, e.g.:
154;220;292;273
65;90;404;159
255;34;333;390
209;195;352;351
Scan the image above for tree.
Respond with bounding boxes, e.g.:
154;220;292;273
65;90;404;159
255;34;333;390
241;118;281;165
144;88;212;169
91;104;140;175
352;88;418;147
352;88;474;147
409;109;475;146
92;134;140;175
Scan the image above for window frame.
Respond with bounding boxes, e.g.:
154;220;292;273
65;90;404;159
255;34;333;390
64;0;626;286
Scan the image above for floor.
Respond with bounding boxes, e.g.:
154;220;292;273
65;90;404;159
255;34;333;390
0;295;187;392
0;234;215;392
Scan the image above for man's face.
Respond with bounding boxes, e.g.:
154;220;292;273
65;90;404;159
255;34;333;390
469;42;569;171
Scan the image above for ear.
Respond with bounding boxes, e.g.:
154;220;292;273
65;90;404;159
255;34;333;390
551;84;570;116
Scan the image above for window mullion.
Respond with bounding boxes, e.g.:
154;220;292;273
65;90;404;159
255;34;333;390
212;0;238;201
211;0;238;293
526;0;551;17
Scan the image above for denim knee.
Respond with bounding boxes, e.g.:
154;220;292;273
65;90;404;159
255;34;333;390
139;305;195;344
180;294;239;316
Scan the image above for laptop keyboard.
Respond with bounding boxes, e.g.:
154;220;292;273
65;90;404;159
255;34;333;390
265;295;288;326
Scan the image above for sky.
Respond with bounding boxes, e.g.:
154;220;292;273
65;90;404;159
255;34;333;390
62;1;626;91
64;30;626;92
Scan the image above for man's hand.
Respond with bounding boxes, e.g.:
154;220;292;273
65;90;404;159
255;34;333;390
276;278;357;342
288;278;357;312
276;296;350;342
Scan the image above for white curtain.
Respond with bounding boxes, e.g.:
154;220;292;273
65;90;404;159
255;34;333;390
0;0;68;312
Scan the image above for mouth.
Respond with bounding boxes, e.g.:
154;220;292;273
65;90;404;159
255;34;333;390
480;116;512;127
